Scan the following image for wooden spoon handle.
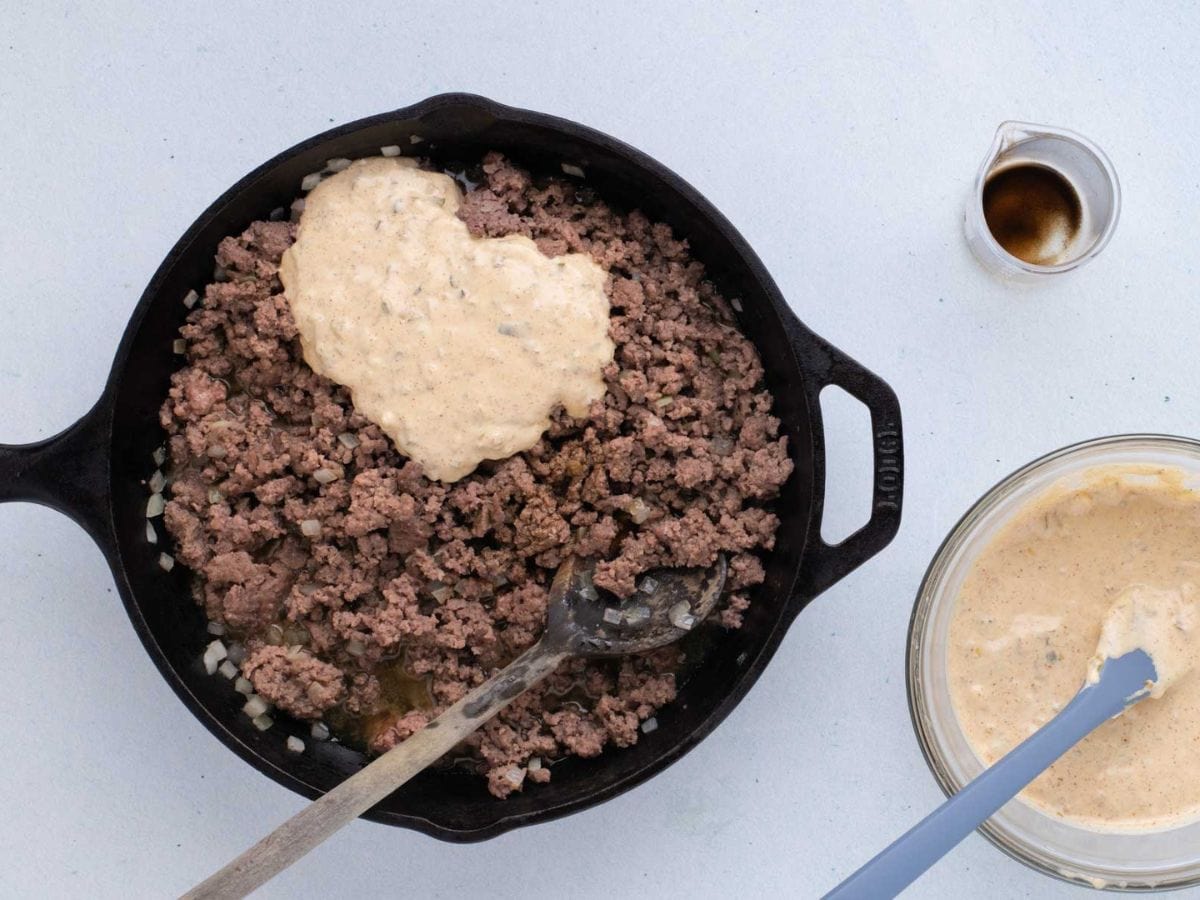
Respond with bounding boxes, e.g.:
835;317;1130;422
182;642;569;900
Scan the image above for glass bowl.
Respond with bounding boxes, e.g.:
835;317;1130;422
907;434;1200;891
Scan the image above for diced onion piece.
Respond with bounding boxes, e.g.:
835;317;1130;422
312;467;338;485
711;435;735;457
638;575;659;595
283;624;310;646
208;487;224;504
429;585;452;603
158;553;175;572
305;682;328;703
325;157;352;173
291;198;306;214
578;577;599;600
207;621;226;636
218;660;239;679
206;444;227;459
641;717;658;734
146;493;165;517
265;624;285;646
268;206;286;221
668;600;697;631
252;714;274;731
300;518;322;537
243;694;270;718
337;431;360;449
602;607;623;626
409;134;424;144
183;289;199;308
234;676;254;695
527;756;542;771
627;497;651;524
730;297;743;312
173;338;187;354
504;767;525;788
227;642;247;665
379;144;402;157
311;722;331;741
300;172;323;191
152;446;167;466
202;640;227;675
297;582;320;596
655;396;674;409
346;639;366;657
561;162;585;178
286;736;305;753
624;603;651;627
145;520;158;544
148;469;166;493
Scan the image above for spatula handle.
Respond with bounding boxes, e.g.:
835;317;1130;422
182;642;568;900
824;649;1155;899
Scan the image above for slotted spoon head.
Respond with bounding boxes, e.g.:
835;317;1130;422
544;554;728;658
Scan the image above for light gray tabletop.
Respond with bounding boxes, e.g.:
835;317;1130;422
2;2;1198;897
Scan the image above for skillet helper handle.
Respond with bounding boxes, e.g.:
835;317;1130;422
0;398;112;540
785;321;903;598
182;642;571;900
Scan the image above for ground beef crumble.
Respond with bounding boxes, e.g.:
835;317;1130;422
160;153;792;798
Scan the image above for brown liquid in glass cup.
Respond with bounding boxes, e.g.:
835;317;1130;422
982;163;1082;266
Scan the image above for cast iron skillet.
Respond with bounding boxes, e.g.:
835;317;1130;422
0;93;903;842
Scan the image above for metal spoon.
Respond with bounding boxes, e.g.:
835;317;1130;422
184;554;727;900
824;648;1157;899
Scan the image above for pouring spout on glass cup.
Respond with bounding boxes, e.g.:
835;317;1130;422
965;121;1121;281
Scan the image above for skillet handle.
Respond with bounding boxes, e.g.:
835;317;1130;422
783;318;903;599
0;397;113;543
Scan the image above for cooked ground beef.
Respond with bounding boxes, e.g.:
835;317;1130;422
160;153;793;797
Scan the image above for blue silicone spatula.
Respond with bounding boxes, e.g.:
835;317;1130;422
824;649;1156;899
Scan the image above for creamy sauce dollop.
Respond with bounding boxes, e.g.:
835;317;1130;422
279;157;614;482
949;465;1200;832
1088;584;1197;699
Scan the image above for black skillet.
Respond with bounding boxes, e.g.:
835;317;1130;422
0;93;903;842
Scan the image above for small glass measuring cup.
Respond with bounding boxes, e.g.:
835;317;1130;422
964;121;1120;281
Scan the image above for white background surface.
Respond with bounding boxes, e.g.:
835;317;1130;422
2;2;1198;897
